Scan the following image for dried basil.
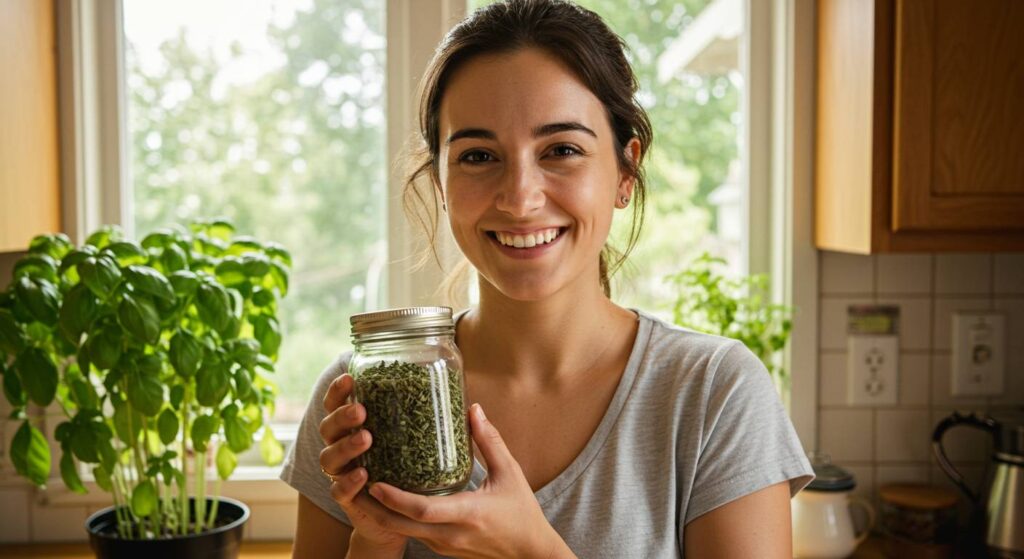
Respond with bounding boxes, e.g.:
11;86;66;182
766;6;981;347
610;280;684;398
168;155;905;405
355;360;472;494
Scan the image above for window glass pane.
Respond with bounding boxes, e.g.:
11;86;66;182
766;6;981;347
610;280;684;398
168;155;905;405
467;0;745;317
124;0;387;421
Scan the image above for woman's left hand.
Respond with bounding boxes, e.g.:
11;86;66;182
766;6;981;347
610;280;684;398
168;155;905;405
365;403;576;559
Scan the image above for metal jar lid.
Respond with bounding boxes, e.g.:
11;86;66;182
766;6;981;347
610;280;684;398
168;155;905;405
350;306;454;343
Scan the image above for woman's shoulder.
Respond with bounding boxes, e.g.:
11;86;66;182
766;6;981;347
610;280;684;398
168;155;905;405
309;351;353;402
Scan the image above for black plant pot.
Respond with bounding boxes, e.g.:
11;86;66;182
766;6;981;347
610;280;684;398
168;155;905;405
86;497;249;559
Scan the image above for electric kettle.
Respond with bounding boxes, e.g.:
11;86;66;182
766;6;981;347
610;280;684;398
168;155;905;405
932;411;1024;558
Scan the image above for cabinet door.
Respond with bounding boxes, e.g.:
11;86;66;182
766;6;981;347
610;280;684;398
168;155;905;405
892;0;1024;232
0;0;61;252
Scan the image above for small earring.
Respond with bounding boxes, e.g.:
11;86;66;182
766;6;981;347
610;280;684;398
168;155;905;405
620;195;630;207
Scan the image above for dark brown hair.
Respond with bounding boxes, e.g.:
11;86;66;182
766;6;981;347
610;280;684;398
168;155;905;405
404;0;653;297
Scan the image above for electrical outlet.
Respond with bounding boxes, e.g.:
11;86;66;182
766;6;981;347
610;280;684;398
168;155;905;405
847;335;899;405
951;312;1005;396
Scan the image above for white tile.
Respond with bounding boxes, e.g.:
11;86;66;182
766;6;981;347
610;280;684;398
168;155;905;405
819;352;848;406
930;408;992;464
931;353;988;407
877;254;932;296
993;297;1024;350
936;254;992;295
991;345;1024;406
933;297;994;351
247;502;298;541
821;252;875;295
876;297;932;351
0;486;31;542
819;408;874;462
994;254;1024;295
30;504;89;542
820;297;873;351
875;409;932;462
898;353;930;406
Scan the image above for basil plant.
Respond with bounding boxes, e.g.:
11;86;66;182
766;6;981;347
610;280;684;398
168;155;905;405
0;220;289;539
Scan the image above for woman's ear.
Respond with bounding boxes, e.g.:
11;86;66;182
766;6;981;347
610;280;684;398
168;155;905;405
616;138;642;208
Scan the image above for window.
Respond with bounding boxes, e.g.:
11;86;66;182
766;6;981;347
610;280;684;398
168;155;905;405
123;0;388;422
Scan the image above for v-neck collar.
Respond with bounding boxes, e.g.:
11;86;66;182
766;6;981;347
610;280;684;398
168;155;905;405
457;309;652;505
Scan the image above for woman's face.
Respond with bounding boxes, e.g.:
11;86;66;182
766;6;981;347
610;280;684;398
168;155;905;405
437;48;637;302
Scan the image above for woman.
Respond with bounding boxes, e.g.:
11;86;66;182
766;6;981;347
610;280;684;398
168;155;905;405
282;1;812;557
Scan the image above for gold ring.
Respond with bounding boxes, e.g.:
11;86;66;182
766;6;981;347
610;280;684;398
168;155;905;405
320;465;341;482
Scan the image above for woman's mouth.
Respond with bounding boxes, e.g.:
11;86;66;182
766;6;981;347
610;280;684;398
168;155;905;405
485;227;567;257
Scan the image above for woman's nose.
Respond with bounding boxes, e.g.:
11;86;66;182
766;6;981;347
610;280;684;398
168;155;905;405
494;159;545;217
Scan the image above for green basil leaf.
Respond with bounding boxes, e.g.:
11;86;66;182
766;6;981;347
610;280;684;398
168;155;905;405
214;258;247;286
15;347;58;406
13;254;59;283
59;451;88;494
263;242;292;267
196;282;231;333
160;243;188;273
215;444;237;480
131;480;157;517
69;375;99;410
59;245;98;277
226;237;262;256
157;408;178;445
233;367;253;400
79;255;122;299
0;309;26;353
260;427;284;467
11;421;51;486
141;229;175;249
125;265;175;303
70;420;100;463
93;464;113;492
169;385;185;410
250;287;275;308
3;363;27;408
195;362;229;407
15;276;59;326
58;284;98;345
28;233;72;260
208;219;234;241
169;329;202;378
126;370;163;416
252;316;282;359
102;241;148;267
118;294;161;345
54;421;73;444
266;261;289;296
240;254;270;278
87;327;122;370
224;415;251;453
112;396;142;444
190;414;220;453
169;270;199;298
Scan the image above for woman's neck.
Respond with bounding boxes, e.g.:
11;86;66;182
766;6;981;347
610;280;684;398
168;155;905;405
457;278;637;387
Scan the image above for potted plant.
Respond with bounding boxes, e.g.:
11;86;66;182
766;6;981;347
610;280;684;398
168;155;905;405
666;252;794;394
0;220;290;558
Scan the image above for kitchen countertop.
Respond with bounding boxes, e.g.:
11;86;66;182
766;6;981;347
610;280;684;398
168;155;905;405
0;541;292;559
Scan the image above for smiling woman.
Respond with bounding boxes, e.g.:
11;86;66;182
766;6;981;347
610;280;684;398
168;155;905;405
281;1;812;558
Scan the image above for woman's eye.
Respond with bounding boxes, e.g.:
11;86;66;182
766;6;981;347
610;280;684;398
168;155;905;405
550;144;581;158
459;150;493;164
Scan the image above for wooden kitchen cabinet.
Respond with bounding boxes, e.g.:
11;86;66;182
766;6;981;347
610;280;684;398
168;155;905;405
0;0;61;253
815;0;1024;253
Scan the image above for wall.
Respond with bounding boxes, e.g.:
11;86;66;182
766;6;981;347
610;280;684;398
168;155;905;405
816;252;1024;518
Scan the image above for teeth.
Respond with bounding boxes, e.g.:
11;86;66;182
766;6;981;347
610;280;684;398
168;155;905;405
495;227;561;248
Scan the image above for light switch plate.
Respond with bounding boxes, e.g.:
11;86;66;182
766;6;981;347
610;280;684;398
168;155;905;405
847;335;899;405
951;312;1005;396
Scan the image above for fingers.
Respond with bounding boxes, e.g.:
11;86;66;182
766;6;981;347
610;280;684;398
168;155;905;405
319;428;372;475
329;467;369;507
469;403;517;480
369;482;469;525
323;373;354;413
318;400;366;443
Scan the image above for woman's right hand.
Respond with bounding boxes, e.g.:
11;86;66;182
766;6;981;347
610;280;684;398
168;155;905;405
319;373;408;555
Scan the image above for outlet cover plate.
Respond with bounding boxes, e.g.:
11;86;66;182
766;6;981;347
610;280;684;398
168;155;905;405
951;312;1005;397
847;335;899;405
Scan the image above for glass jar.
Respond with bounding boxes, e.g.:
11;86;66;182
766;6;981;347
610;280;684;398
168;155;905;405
348;306;472;495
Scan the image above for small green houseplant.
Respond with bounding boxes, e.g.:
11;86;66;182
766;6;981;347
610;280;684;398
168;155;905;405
667;252;794;390
0;220;289;546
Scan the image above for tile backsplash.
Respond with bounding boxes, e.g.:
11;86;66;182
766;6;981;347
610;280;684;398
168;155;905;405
817;252;1024;513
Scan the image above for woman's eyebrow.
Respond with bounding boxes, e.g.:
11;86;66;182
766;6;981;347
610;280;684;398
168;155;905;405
445;121;597;145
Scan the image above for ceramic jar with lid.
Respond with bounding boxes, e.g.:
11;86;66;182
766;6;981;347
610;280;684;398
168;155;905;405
792;452;875;558
878;483;958;559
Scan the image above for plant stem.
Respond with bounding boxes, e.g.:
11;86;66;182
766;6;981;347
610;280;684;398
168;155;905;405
195;450;206;534
180;386;192;535
205;476;222;528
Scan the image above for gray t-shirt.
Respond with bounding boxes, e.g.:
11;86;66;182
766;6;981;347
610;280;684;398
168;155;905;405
280;310;813;557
